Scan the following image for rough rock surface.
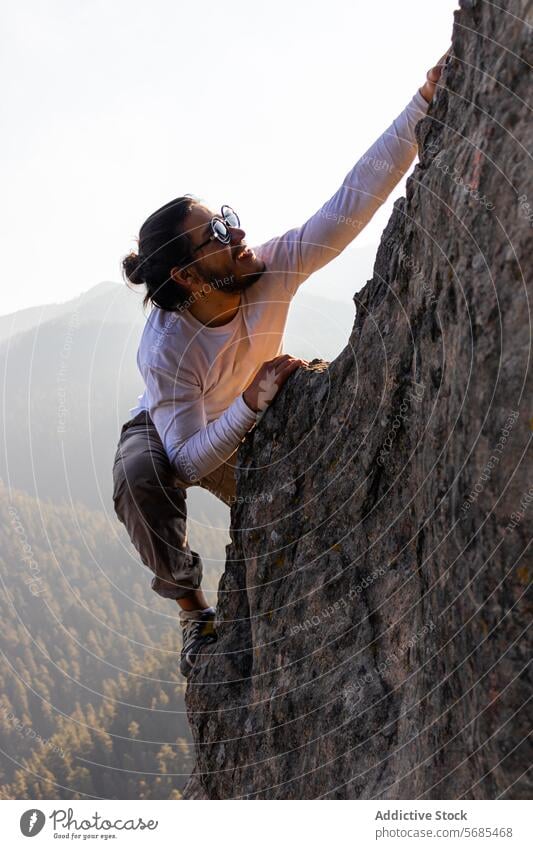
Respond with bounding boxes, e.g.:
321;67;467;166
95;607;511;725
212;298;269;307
185;0;532;799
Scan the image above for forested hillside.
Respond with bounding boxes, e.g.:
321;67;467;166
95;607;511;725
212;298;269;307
0;483;199;798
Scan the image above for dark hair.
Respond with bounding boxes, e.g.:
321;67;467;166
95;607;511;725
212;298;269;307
122;195;198;312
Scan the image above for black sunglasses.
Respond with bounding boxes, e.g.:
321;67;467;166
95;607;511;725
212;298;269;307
191;205;240;253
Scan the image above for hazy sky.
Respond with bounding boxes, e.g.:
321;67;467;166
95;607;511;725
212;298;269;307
2;0;457;316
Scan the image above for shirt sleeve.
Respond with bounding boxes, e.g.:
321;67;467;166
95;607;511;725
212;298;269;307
255;89;429;296
144;365;257;484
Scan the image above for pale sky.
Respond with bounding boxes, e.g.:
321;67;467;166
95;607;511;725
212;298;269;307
2;0;457;316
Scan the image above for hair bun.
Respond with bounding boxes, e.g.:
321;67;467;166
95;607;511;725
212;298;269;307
122;251;146;286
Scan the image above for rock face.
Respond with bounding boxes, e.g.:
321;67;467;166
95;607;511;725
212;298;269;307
185;0;532;799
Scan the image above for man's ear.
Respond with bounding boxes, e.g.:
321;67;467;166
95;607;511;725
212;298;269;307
170;266;194;292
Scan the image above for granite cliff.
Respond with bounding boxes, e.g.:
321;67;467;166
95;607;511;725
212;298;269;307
185;0;532;799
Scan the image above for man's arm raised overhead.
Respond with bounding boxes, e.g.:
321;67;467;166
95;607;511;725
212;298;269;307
254;53;448;296
256;89;429;296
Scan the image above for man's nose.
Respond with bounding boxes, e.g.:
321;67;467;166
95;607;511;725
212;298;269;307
229;226;246;244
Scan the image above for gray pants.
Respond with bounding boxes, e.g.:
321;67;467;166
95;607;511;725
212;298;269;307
112;410;237;601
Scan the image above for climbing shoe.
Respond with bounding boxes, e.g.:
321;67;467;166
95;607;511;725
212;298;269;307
179;608;217;678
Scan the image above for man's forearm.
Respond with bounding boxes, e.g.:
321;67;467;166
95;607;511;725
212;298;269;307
170;393;257;485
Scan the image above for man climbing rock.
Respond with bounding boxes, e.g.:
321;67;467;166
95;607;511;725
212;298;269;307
112;53;447;677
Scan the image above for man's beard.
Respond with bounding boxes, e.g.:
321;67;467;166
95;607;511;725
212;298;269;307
207;262;266;294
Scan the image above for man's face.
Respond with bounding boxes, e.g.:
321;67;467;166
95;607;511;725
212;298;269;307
184;203;266;294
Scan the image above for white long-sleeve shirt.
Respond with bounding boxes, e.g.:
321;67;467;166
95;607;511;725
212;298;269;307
129;90;429;484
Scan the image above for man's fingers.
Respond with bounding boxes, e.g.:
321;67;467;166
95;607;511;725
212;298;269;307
279;358;304;372
268;354;292;369
275;360;304;384
428;48;451;78
433;49;451;74
270;354;304;371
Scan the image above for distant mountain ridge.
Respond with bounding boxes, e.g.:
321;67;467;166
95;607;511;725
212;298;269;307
0;282;142;345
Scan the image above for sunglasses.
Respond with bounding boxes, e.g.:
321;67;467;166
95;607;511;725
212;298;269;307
191;205;240;253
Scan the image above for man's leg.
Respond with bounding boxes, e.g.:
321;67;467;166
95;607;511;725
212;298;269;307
112;411;205;603
173;451;238;621
112;415;237;676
